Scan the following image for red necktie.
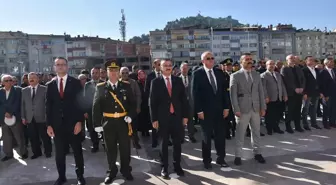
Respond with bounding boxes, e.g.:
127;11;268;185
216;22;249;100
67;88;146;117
166;77;174;113
59;78;64;98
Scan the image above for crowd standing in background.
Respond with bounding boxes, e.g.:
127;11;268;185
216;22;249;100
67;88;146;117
0;52;335;185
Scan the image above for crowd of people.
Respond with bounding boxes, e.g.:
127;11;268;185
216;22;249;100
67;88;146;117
0;52;335;185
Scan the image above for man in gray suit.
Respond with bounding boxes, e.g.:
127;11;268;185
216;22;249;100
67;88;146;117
180;62;196;143
21;72;52;159
281;54;306;133
230;53;266;166
261;60;288;135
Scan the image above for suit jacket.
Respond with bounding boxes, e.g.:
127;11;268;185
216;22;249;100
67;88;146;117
230;69;266;114
46;75;83;131
149;75;189;125
319;68;336;97
127;78;142;110
281;65;306;96
83;79;104;113
179;74;193;116
191;67;229;120
21;85;47;123
302;67;320;97
0;86;22;122
260;71;287;102
144;71;157;94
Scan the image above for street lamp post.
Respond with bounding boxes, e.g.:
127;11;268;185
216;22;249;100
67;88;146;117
17;61;23;84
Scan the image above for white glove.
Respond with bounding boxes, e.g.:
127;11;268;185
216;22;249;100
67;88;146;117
124;116;132;123
94;127;103;133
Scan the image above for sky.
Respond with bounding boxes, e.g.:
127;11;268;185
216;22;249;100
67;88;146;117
1;0;335;41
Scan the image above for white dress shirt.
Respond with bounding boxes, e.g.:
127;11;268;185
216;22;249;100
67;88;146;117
181;75;188;87
108;80;118;89
31;84;39;97
155;70;161;78
308;66;316;79
5;89;10;99
163;75;172;88
57;74;68;92
203;66;217;87
326;67;334;79
243;69;253;82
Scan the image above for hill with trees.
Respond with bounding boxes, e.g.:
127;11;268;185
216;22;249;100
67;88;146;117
128;14;245;44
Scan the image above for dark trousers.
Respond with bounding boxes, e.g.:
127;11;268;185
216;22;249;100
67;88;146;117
302;96;319;127
226;107;236;136
285;94;303;130
54;125;84;179
103;117;131;176
317;99;323;116
86;113;99;148
265;100;282;133
27;118;52;155
201;117;226;164
131;117;140;144
159;114;183;168
322;97;336;127
152;127;158;147
23;124;29;146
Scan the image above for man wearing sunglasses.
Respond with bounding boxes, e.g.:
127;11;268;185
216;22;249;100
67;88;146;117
192;51;230;169
230;53;266;166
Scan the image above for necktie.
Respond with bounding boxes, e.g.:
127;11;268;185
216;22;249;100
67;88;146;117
271;72;277;83
59;78;64;98
247;71;253;90
184;76;188;87
166;77;174;113
32;87;36;100
271;72;280;100
332;70;335;80
208;70;217;94
113;85;116;90
157;72;161;77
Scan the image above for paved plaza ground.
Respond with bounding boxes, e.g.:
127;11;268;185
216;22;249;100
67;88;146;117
1;120;336;185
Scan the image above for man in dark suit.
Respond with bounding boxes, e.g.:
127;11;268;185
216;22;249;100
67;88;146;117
192;51;230;169
179;62;196;143
21;72;52;159
46;57;86;185
83;67;103;153
302;56;323;130
319;56;336;129
281;54;306;133
145;59;161;148
150;59;189;179
0;75;28;161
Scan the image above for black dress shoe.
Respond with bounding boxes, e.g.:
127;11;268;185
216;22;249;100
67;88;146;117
216;160;230;168
133;141;142;149
161;168;170;180
312;125;322;129
123;173;134;181
286;129;294;134
274;129;284;134
295;128;304;132
174;167;185;176
1;156;13;162
303;126;311;131
189;136;197;143
104;175;116;184
31;154;42;159
226;135;232;140
204;163;212;170
267;131;273;135
91;147;99;153
45;153;52;158
20;153;28;160
254;154;266;164
53;178;67;185
77;176;86;185
260;132;265;136
234;157;242;166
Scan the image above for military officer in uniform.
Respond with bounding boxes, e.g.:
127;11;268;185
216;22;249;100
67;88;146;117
92;60;136;184
220;58;236;139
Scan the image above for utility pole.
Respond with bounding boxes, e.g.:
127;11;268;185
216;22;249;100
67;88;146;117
119;9;126;42
34;47;41;72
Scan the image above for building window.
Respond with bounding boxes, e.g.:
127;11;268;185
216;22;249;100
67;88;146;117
221;36;230;40
222;44;230;48
222;52;230;56
177;44;184;49
249;43;258;47
240;43;248;47
189;43;195;48
196;43;210;49
172;51;181;57
0;49;5;55
155;45;164;49
176;36;184;40
182;51;189;57
188;35;194;40
195;35;210;40
195;51;203;57
189;52;195;57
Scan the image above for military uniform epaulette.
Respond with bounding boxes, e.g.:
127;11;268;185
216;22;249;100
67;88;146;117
120;80;130;84
97;82;105;86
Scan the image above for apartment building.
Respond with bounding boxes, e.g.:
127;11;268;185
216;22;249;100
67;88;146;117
0;31;29;76
295;31;326;59
212;28;259;62
28;34;66;73
325;32;336;57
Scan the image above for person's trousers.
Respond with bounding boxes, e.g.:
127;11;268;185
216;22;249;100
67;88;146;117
86;113;99;148
54;126;84;179
226;107;236;136
322;96;336;127
103;117;131;177
285;94;303;130
131;116;140;144
302;96;319;127
235;110;261;158
200;116;227;164
27;118;52;155
265;100;282;132
2;122;27;157
159;114;183;169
